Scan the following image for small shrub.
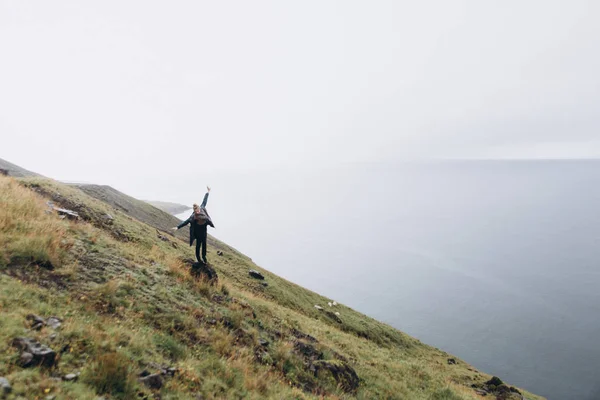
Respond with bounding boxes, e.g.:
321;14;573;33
220;283;230;296
83;352;136;398
153;333;186;361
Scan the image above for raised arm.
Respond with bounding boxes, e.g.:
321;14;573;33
200;186;211;208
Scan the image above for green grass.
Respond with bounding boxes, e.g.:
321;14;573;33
0;175;545;400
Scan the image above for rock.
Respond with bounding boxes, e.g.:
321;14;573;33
191;262;218;283
327;302;332;307
157;234;169;242
290;328;318;343
0;377;12;394
314;305;323;310
474;389;488;396
485;376;504;387
166;367;177;377
332;301;337;306
334;312;340;316
260;282;268;287
313;360;360;393
26;314;45;328
171;242;178;249
324;310;342;323
19;352;34;367
249;270;265;280
31;322;45;331
139;369;151;377
139;373;163;389
12;337;57;368
46;317;62;330
258;338;269;347
49;333;58;341
217;250;223;256
54;207;80;220
63;373;78;382
447;358;457;365
293;341;323;362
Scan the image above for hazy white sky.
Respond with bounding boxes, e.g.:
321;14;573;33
1;0;599;190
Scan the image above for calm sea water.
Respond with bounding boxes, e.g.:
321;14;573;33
175;160;600;400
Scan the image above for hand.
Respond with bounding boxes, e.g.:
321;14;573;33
207;186;211;192
171;227;178;231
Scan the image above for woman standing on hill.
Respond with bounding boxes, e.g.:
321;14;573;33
172;186;214;264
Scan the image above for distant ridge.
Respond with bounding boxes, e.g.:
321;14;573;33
145;200;191;215
0;157;42;178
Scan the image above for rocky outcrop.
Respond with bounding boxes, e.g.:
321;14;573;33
139;363;178;389
471;376;523;399
26;314;62;330
324;310;342;323
314;360;360;393
139;373;163;389
190;262;218;283
249;270;265;280
12;337;57;368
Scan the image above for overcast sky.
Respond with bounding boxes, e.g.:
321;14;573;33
1;1;599;193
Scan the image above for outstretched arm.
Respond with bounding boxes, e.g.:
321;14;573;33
201;186;211;208
173;214;192;230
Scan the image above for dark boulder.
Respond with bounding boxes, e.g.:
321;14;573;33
12;337;56;368
290;328;318;343
324;310;342;323
293;341;323;362
447;358;457;365
139;373;163;389
509;386;521;395
486;376;504;387
249;270;265;280
26;314;46;331
217;251;223;256
191;262;218;283
19;352;34;367
314;360;360;393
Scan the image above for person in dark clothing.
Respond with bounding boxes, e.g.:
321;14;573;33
173;186;215;264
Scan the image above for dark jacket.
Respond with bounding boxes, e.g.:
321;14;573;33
176;192;215;246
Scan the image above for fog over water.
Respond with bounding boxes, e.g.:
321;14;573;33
176;160;600;400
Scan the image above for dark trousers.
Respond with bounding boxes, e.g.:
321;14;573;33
194;231;207;263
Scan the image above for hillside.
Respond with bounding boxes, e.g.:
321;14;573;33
69;183;190;243
0;158;41;178
0;173;544;399
144;201;191;216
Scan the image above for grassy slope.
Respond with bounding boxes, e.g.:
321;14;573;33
0;175;544;400
69;183;190;243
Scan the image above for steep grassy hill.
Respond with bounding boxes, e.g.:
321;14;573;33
0;174;544;400
145;201;191;216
